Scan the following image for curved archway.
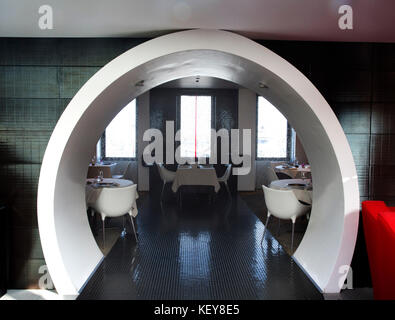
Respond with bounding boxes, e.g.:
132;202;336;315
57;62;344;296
37;29;359;296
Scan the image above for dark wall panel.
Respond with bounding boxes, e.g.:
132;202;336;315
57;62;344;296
371;103;395;134
0;39;60;66
0;66;59;98
261;41;395;288
0;98;67;131
332;102;371;134
59;67;101;98
0;38;147;289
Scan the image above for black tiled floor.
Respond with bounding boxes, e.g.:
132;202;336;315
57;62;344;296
78;193;323;300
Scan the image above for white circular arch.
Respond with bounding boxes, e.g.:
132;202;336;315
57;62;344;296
37;29;359;296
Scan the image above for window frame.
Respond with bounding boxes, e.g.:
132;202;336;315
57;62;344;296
255;95;293;161
100;99;138;161
176;93;216;161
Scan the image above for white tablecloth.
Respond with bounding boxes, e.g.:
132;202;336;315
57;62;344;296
269;179;313;204
86;178;139;217
171;167;220;193
275;165;311;179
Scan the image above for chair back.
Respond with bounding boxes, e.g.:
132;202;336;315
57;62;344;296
270;161;287;170
123;162;134;180
92;184;137;218
262;165;279;186
157;163;175;183
112;162;125;175
262;185;310;220
220;164;232;181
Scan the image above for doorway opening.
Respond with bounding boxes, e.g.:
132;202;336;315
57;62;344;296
37;29;359;296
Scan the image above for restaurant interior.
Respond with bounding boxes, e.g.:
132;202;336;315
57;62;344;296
1;1;395;302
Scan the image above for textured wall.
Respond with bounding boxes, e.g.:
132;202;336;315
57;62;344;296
0;38;147;288
259;41;395;287
0;38;394;289
258;41;395;207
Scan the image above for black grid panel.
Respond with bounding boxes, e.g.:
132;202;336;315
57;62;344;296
59;67;101;98
0;98;67;131
0;66;59;99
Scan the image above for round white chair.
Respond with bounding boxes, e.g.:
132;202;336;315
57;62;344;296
91;184;138;249
157;163;176;201
112;161;131;179
262;164;279;187
261;185;311;253
217;164;232;196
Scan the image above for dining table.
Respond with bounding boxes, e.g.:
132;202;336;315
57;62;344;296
269;178;313;205
86;178;139;217
171;164;220;193
274;164;311;179
87;162;117;178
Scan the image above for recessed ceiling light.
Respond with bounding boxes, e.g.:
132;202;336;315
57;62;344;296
259;82;268;89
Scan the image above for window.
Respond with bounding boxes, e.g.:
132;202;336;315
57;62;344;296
257;96;289;159
180;95;212;158
103;99;136;159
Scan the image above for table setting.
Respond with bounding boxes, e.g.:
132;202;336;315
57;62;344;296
269;178;313;204
86;177;139;217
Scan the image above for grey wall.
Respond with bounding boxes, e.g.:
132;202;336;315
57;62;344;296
137;92;150;191
237;88;256;191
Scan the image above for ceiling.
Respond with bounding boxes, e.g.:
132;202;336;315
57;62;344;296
159;76;241;89
0;0;394;42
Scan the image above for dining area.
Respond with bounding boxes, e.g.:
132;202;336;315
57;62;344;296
157;163;232;205
84;156;313;255
73;85;323;299
85;160;138;254
252;161;314;254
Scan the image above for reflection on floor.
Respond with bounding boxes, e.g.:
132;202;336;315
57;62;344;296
94;227;122;256
78;193;322;300
241;191;374;300
323;288;373;300
240;191;308;256
0;289;64;300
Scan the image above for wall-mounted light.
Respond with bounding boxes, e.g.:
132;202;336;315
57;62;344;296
259;82;268;89
135;80;145;87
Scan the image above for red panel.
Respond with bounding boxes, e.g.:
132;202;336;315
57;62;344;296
362;201;395;299
377;212;395;299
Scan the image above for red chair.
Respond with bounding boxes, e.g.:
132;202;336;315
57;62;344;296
362;201;395;299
